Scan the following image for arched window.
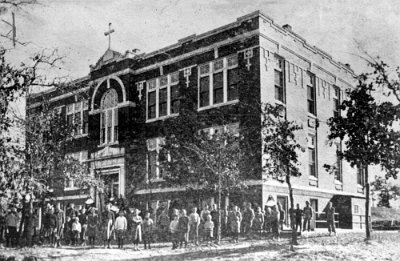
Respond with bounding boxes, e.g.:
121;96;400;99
100;89;118;144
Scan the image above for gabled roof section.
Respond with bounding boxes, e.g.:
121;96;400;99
90;49;124;71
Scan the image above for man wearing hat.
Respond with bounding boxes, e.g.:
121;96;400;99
101;203;115;249
5;207;19;248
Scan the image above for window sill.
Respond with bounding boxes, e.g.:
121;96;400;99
307;113;317;119
357;184;364;193
198;99;239;112
274;100;286;106
309;176;318;186
334;180;342;185
64;187;80;191
146;113;179;123
149;178;164;183
309;176;318;181
98;141;119;148
73;133;88;139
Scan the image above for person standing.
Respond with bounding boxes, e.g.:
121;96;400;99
263;206;272;235
157;209;170;242
131;209;142;251
294;204;303;234
188;207;200;246
177;209;189;248
242;203;255;239
253;207;264;239
79;208;88;246
114;210;127;249
200;205;210;242
204;215;214;246
101;203;115;249
48;208;58;247
210;204;219;241
326;202;336;236
271;205;280;241
6;208;19;248
86;208;98;248
303;201;314;232
169;214;179;250
142;212;154;250
54;203;64;248
71;217;81;246
228;205;242;243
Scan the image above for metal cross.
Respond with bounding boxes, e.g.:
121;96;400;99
104;23;115;49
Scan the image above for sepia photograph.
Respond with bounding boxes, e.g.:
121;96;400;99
0;0;400;260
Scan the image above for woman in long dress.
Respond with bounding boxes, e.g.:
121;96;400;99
131;209;142;251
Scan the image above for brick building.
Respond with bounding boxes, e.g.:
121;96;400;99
27;11;366;229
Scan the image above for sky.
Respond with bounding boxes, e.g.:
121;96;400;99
2;0;400;81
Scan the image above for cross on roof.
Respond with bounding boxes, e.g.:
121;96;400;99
104;23;115;50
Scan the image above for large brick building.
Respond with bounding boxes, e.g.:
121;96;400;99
27;11;366;229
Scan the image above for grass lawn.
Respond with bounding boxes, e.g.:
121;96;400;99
1;230;399;260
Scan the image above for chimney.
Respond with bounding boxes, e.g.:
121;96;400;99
283;24;292;31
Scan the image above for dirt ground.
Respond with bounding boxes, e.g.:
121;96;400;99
1;230;399;260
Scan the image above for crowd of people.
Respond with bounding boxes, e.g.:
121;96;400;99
0;198;338;250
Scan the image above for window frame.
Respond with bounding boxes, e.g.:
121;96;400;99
274;57;285;103
66;101;88;136
198;54;239;110
307;73;316;115
146;72;180;122
308;134;317;178
333;86;341;118
100;89;118;145
334;142;343;183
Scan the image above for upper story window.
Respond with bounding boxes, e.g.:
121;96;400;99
357;165;365;187
307;73;316;115
274;58;285;103
66;100;89;136
198;55;238;109
334;143;343;183
100;89;118;145
147;72;179;121
333;86;341;118
308;134;317;178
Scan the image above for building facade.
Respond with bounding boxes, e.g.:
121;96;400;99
27;11;366;229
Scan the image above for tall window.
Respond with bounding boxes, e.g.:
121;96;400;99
100;89;118;145
66;100;88;136
357;165;365;187
64;151;87;189
198;54;238;109
308;134;317;177
274;58;285;102
333;86;341;118
147;72;179;121
307;73;316;115
335;143;343;182
146;137;166;180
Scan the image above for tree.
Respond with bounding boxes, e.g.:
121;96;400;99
161;107;253;244
261;103;303;250
326;75;400;240
371;176;400;208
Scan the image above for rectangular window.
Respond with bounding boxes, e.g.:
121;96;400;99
66;101;88;137
100;112;106;144
335;143;342;182
213;72;224;104
274;58;285;103
200;76;210;107
354;205;359;214
198;54;239;109
308;135;317;177
159;88;168;117
146;137;166;180
357;165;365;186
333;86;341;118
148;151;158;180
146;72;180;121
148;91;156;119
171;84;180;114
307;73;316;115
113;109;118;142
227;68;239;101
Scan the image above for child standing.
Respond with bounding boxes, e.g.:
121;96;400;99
203;215;214;246
131;209;142;251
253;207;264;239
178;209;189;248
87;208;98;248
169;215;179;250
114;210;127;249
71;217;81;246
142;212;154;250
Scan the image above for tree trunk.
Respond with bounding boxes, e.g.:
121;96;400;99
365;166;371;240
217;171;222;244
286;174;298;251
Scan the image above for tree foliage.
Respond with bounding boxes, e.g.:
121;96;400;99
371;176;400;208
261;103;303;249
326;68;400;240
